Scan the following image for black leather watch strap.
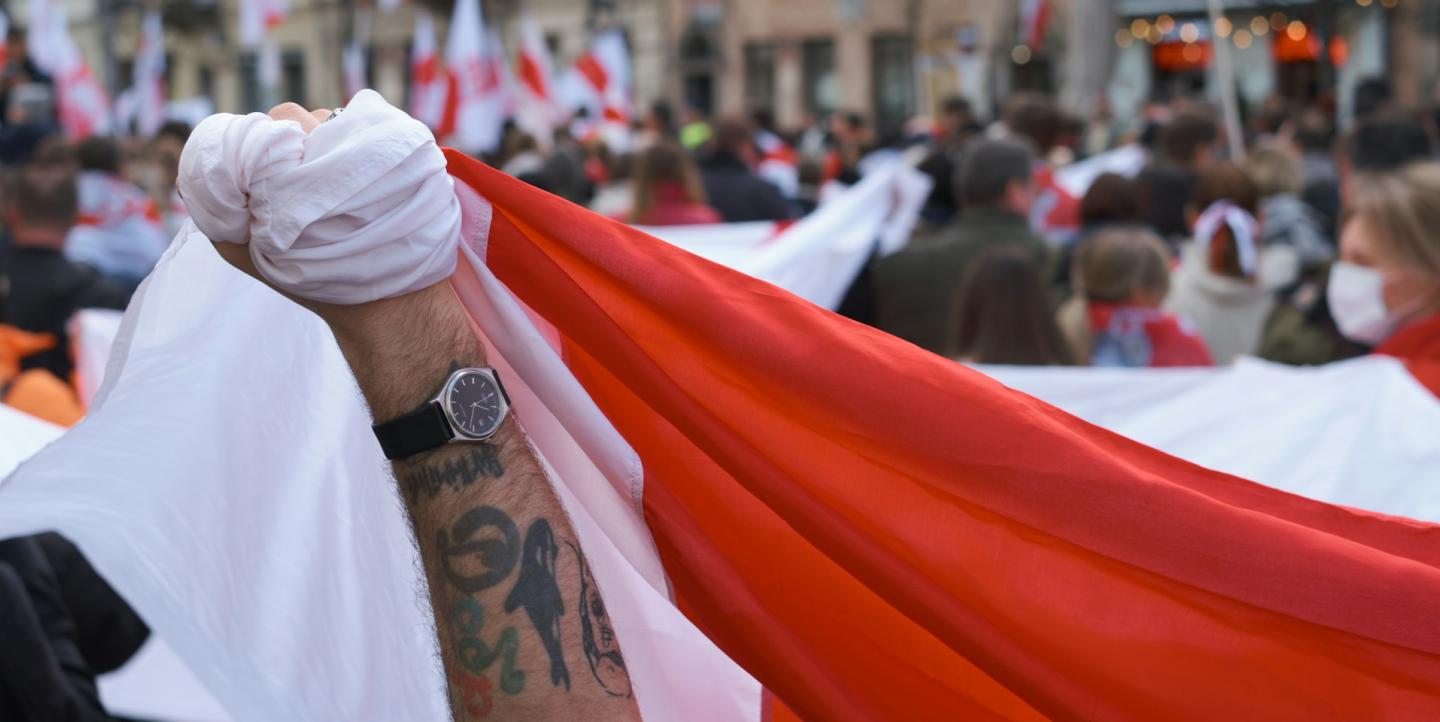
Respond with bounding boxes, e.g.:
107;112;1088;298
373;401;453;460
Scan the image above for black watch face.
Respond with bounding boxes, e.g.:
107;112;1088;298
445;371;504;438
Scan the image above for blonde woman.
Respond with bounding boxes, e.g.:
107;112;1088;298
1329;162;1440;395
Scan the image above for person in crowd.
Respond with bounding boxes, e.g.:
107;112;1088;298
612;141;721;226
535;126;594;206
697;117;791;223
1;159;130;382
1078;172;1141;236
1328;162;1440;395
821;111;871;185
0;82;57;167
1003;92;1080;243
917;96;977;225
953;245;1074;365
0;532;149;722
1338;114;1432;198
63;136;170;289
1164;163;1276;364
1244;146;1331;269
1352;77;1393;121
678;104;712;151
499;132;546;180
1288;108;1341;237
1058;226;1212;367
750;109;800;200
874;137;1048;354
1135;108;1219;246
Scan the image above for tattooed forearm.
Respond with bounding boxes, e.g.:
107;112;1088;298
568;541;632;698
505;519;570;691
397;444;505;503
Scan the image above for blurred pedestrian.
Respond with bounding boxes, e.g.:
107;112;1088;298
1338;114;1432;199
1059;226;1212;367
917;96;976;225
698;117;791;223
1;159;130;382
1078;172;1141;237
1004;92;1080;243
1136;108;1219;245
953;245;1074;365
1329;162;1440;395
1289;108;1340;237
875;138;1049;354
63;136;169;289
1244;146;1331;269
1164;163;1276;364
821;111;871;185
612;141;721;226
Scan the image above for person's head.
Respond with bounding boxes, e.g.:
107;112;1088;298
1243;146;1304;198
628;141;707;222
1353;77;1391;120
830;112;867;144
1074;226;1172;308
6;160;78;248
1003;92;1063;155
1188;162;1261;279
6;82;53;127
709;116;755;163
1291;107;1333;155
76;135;123;175
939;95;972;138
1079;173;1139;229
953;245;1074;365
1158;108;1219;169
647;101;675;137
1332;162;1440;344
1342;114;1432;176
956;138;1035;216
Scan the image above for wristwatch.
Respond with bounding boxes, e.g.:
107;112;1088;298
372;367;511;460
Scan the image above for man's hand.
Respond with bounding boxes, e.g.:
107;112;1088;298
208;103;641;721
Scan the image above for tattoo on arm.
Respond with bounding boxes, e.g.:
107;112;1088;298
401;444;505;504
505;519;570;690
568;541;632;698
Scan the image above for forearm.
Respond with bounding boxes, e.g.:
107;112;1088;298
331;284;638;721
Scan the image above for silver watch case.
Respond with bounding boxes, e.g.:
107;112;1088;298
435;367;510;442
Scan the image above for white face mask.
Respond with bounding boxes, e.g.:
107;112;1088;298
1328;261;1400;345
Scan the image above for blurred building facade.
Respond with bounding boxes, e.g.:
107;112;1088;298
9;0;1440;136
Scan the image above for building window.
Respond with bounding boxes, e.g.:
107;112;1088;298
239;49;306;112
744;42;776;115
680;19;721;115
199;65;214;103
871;35;913;138
802;38;836;116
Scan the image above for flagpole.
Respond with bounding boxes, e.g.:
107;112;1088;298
1206;0;1244;159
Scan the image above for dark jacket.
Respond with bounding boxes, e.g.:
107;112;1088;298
874;209;1049;355
699;152;791;223
2;246;131;380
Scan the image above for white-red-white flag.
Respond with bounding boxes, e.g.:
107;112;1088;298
1018;0;1051;50
559;27;633;143
134;10;166;137
28;0;111;138
514;16;560;146
443;0;504;153
239;0;289;48
407;9;447;133
0;9;10;71
341;9;370;102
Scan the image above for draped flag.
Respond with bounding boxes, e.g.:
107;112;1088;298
443;0;504;153
408;9;448;134
754;129;799;198
514;17;559;146
27;0;110;138
342;9;370;102
559;27;632;146
7;98;1440;721
133;10;166;137
1018;0;1051;50
239;0;287;100
0;9;9;70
